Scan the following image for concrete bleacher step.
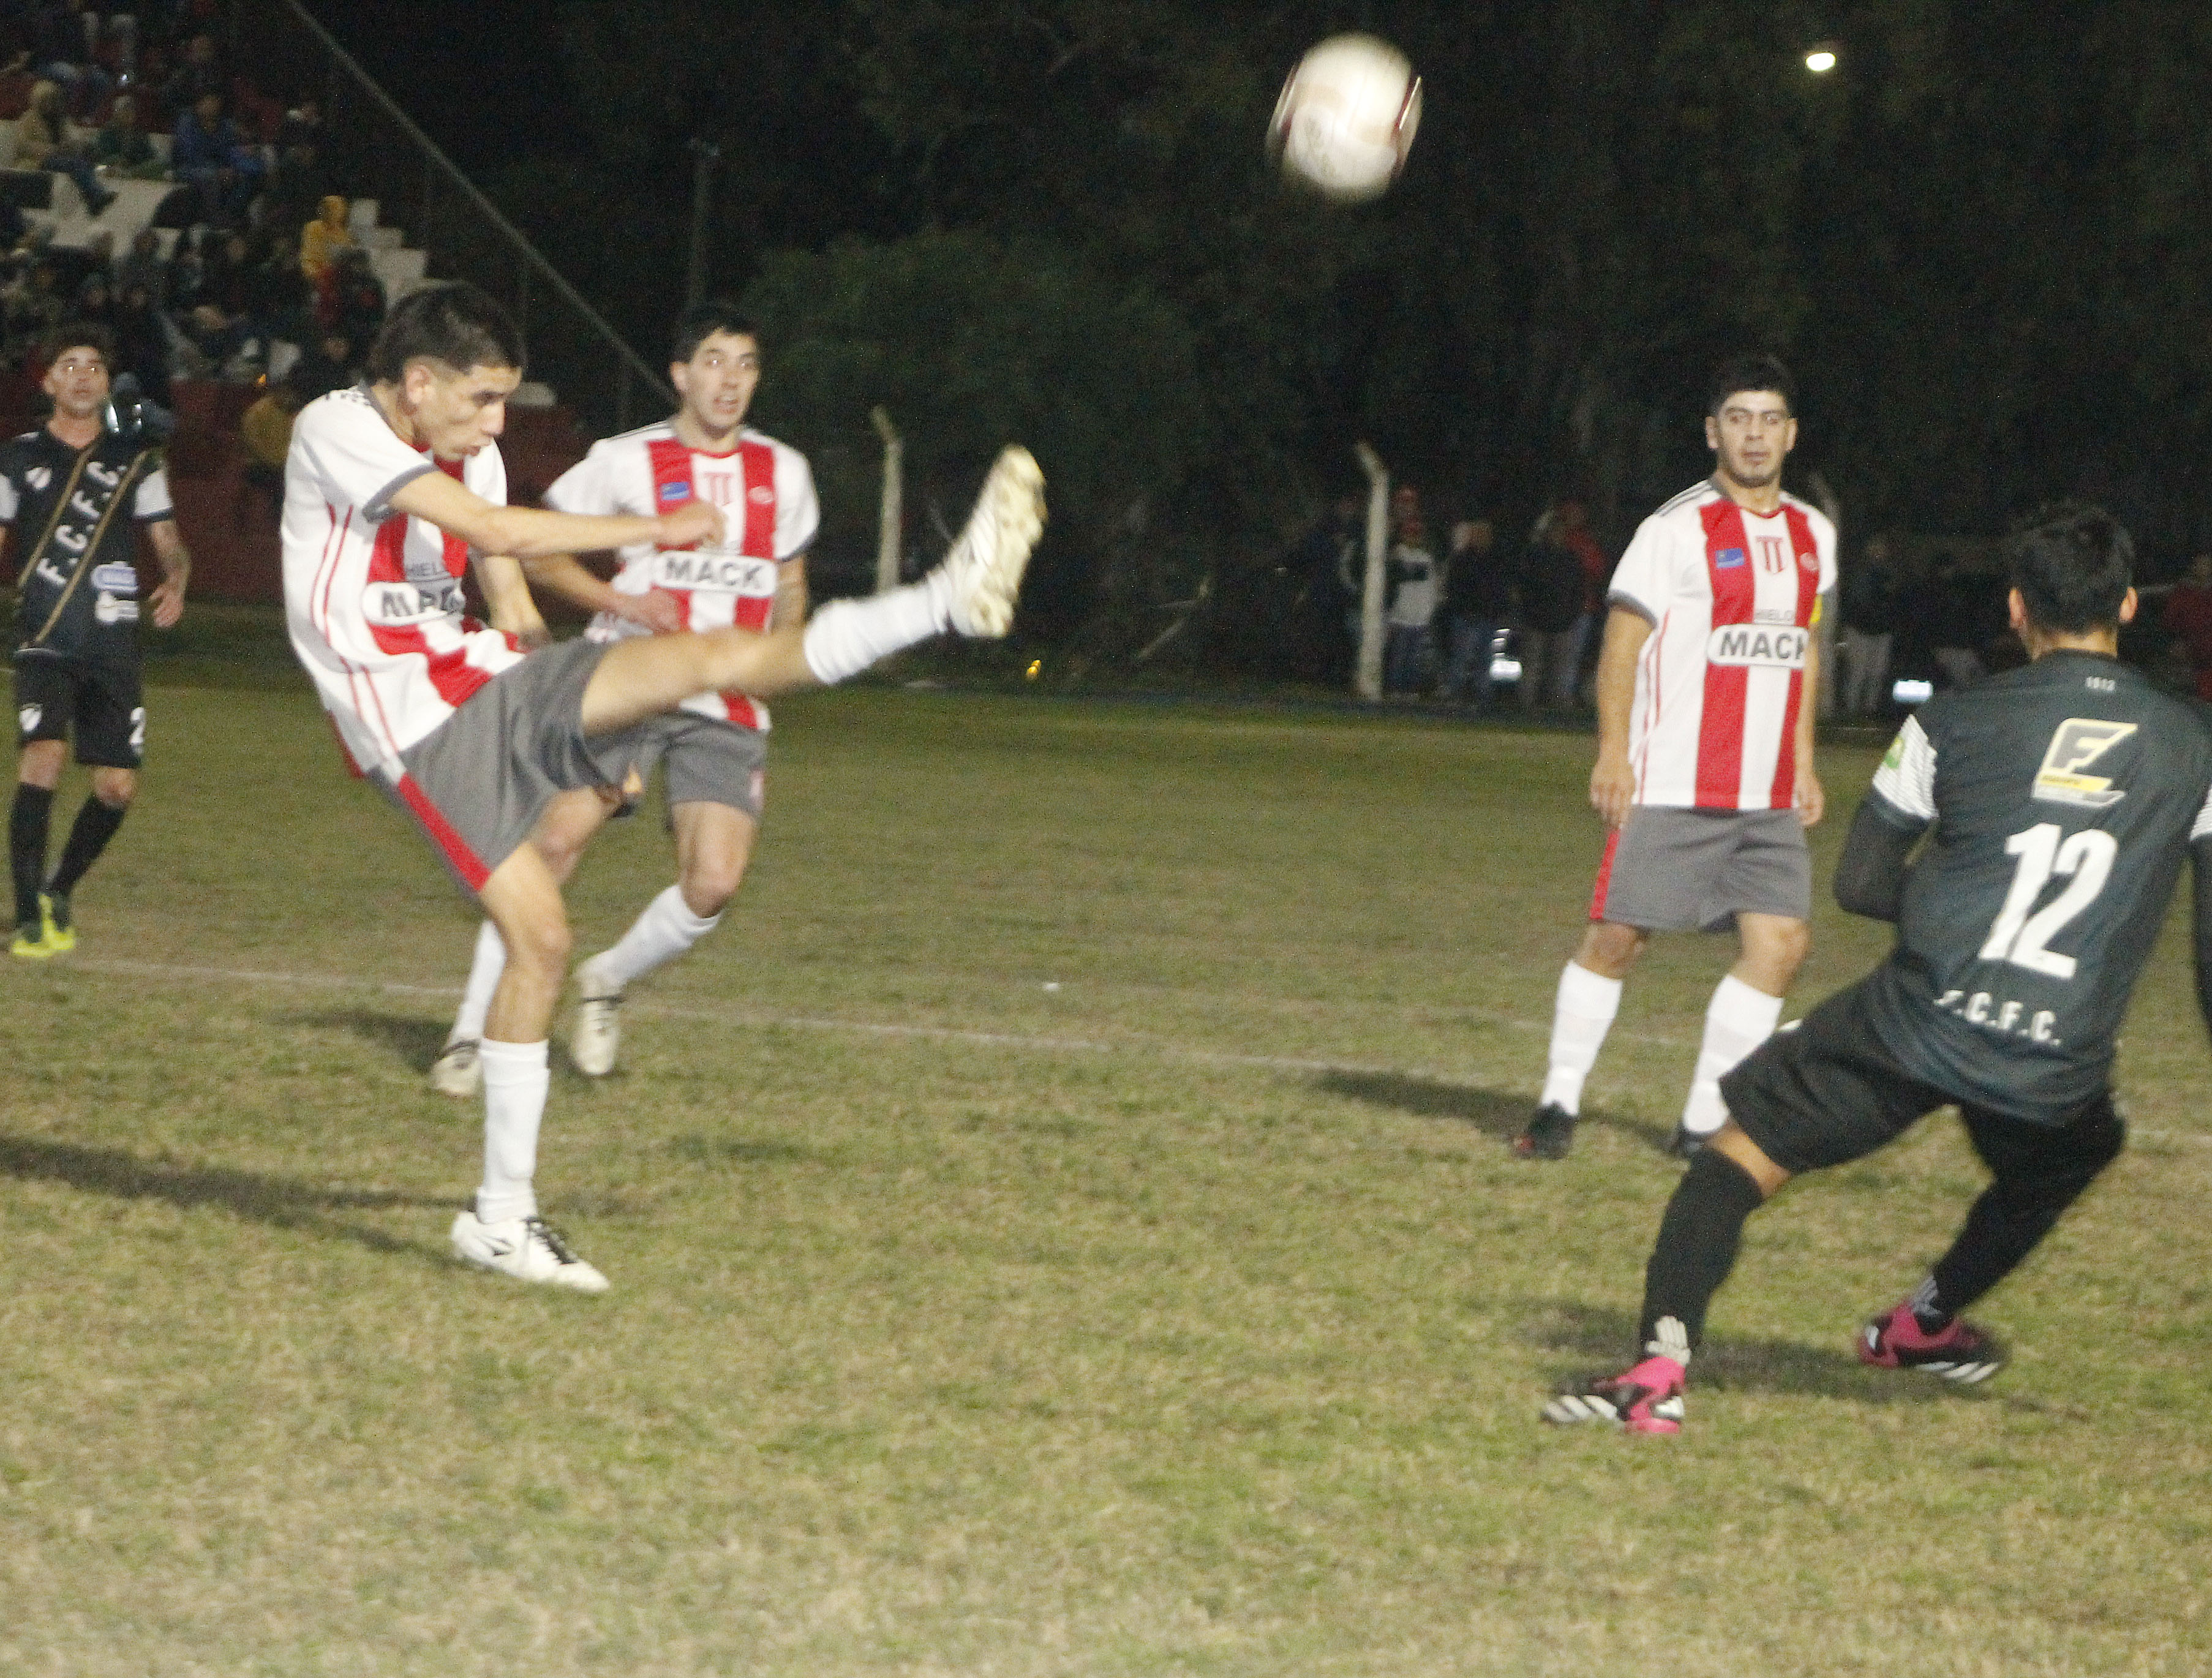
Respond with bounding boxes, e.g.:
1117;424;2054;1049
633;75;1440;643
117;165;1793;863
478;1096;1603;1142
367;246;427;293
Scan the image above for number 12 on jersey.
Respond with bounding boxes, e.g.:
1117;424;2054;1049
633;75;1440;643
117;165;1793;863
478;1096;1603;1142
1979;822;2117;980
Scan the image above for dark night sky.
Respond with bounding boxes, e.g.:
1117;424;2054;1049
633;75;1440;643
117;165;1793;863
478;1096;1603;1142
304;1;582;173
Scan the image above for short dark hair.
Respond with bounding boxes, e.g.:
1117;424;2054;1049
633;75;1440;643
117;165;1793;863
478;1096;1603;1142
671;298;759;365
48;323;113;364
367;282;524;384
2006;501;2134;634
1707;353;1796;417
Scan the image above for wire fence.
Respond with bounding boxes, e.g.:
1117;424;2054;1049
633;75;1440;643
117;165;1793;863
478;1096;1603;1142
226;0;672;435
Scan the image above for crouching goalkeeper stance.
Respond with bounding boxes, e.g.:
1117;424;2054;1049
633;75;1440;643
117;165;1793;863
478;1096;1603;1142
1546;503;2212;1433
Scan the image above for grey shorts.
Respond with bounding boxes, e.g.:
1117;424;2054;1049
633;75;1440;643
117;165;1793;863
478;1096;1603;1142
391;638;652;894
631;712;767;819
1589;806;1810;931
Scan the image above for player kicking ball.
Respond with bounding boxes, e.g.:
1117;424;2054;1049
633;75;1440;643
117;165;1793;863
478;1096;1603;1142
1546;504;2211;1432
284;283;1043;1292
429;301;821;1095
1515;356;1833;1162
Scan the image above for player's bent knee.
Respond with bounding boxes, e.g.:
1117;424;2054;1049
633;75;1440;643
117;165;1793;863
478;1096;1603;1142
91;770;135;808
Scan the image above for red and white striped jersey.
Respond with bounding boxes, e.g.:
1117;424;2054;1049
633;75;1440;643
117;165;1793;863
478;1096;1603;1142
548;421;818;732
281;386;521;780
1608;480;1837;811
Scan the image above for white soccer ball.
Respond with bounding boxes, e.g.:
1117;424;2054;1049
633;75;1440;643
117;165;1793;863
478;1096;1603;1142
1269;34;1423;203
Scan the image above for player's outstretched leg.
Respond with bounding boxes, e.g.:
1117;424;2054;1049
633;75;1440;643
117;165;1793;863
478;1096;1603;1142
577;446;1047;737
1544;1140;1776;1432
1857;1098;2123;1385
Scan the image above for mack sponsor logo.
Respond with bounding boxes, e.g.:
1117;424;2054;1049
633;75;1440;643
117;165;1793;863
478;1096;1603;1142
91;562;138;592
363;581;462;625
1706;624;1807;668
653;551;770;592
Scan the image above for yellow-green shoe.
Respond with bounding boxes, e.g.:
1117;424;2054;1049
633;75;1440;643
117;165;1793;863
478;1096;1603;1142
11;919;54;958
39;892;74;954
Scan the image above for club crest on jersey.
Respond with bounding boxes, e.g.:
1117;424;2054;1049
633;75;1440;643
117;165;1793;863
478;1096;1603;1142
747;484;775;506
2032;718;2136;808
1714;546;1747;570
1707;624;1807;668
17;704;40;732
1798;547;1819;573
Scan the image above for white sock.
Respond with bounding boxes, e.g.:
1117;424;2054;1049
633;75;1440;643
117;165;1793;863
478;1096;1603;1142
450;920;506;1045
800;576;953;684
1540;961;1622;1115
476;1038;549;1224
1680;973;1785;1137
587;884;721;992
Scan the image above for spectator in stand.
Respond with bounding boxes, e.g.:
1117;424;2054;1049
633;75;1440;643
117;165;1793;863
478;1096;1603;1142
238;373;302;522
1551;499;1609;708
1837;531;1902;715
113;226;167;307
171;92;264;228
2161;552;2212;701
180;227;258;374
288;327;356;400
276;96;325;155
4;258;67;352
1517;504;1586;712
299;194;356;322
328;245;384;347
249;225;312;345
1383;484;1437;696
14;81;116;217
13;1;115;118
73;269;115;331
89;94;166;181
161;31;227;117
1439;516;1513;707
112;277;171;403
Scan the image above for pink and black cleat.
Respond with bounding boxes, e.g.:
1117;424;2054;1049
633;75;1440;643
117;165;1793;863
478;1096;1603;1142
1857;1300;2006;1384
1543;1353;1687;1434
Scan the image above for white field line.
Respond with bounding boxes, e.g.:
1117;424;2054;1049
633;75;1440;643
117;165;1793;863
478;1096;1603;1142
62;956;2212;1148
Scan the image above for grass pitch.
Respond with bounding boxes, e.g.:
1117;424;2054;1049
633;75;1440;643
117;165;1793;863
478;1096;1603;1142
3;657;2209;1676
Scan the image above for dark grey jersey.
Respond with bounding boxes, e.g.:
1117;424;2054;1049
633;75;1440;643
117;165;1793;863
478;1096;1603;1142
1858;651;2212;1121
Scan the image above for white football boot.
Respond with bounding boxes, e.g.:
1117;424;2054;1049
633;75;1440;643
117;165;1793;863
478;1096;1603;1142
450;1205;609;1293
427;1038;482;1098
570;957;623;1077
942;445;1045;638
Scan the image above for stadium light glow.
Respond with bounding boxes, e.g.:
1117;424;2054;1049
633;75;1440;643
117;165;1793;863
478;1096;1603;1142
1805;44;1839;73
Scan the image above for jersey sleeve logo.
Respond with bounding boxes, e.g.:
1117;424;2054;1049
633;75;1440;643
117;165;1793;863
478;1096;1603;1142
2031;718;2137;808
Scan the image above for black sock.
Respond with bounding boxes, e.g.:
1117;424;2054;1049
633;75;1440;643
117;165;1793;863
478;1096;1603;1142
1637;1149;1767;1359
10;783;53;928
1925;1107;2127;1323
48;795;125;897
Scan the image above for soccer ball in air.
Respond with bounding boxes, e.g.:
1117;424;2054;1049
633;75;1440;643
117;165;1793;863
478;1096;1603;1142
1268;34;1422;203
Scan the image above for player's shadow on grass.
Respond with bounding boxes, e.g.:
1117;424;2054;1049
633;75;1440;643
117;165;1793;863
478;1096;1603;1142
0;1132;452;1264
1317;1070;1671;1153
1524;1300;2044;1411
283;1006;451;1073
